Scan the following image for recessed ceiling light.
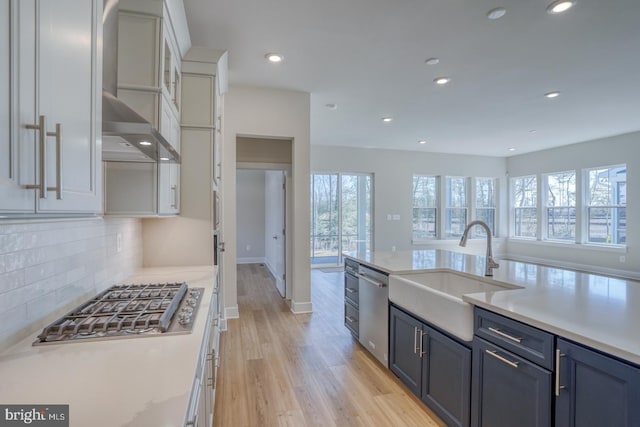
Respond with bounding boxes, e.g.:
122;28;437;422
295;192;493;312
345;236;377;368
425;57;440;65
382;117;393;123
325;103;338;110
508;147;517;152
418;140;428;144
434;77;451;85
487;7;507;20
529;129;538;134
160;157;169;161
547;0;576;14
139;141;152;146
264;53;283;62
544;91;561;98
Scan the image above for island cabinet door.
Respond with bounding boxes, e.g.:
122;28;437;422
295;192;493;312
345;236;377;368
389;305;423;397
472;338;552;427
422;327;471;427
555;339;640;427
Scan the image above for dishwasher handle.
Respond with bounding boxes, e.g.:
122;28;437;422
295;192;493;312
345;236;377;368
356;272;385;288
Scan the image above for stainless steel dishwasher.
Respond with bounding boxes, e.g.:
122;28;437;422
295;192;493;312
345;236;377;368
357;264;389;368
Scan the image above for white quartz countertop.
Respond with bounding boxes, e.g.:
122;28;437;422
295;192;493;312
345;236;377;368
0;265;216;427
345;250;640;366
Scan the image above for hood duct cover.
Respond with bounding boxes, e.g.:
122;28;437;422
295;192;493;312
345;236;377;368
101;0;180;163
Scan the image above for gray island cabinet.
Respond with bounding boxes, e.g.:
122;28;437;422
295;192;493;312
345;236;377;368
343;249;640;427
390;304;471;427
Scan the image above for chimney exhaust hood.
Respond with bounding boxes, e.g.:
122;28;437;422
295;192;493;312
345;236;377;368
101;0;180;163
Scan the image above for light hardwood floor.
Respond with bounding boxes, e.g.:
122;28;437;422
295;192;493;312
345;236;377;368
213;264;446;427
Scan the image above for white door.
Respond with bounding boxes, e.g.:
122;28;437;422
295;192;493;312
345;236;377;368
265;170;286;297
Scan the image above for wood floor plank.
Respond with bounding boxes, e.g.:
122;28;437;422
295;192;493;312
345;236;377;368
213;265;445;427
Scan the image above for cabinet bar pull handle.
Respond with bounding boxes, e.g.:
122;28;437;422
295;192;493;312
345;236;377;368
419;330;426;358
346;315;356;323
46;123;62;199
356;272;385;288
485;349;519;368
171;185;178;208
555;349;566;396
345;287;356;293
25;115;47;198
414;327;418;354
488;327;522;343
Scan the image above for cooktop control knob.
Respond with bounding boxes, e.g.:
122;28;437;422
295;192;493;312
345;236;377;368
189;289;201;298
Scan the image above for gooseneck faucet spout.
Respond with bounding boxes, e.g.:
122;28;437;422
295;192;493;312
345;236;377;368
459;220;500;276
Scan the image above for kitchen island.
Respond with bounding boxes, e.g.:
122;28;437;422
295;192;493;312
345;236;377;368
0;266;217;427
346;249;640;427
345;249;640;365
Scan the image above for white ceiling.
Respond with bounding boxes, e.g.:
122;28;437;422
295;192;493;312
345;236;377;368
183;0;640;157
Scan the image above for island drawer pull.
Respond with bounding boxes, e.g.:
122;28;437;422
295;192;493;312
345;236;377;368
346;315;356;323
488;327;522;343
486;349;519;368
345;287;357;294
414;327;418;354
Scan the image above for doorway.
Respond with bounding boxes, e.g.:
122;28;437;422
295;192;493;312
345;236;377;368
236;168;288;297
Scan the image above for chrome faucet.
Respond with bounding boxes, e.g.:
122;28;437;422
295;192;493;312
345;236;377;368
459;220;500;276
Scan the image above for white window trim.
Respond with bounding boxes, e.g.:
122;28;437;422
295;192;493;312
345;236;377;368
508;165;627;249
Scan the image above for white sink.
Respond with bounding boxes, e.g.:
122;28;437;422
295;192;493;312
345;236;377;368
389;272;519;341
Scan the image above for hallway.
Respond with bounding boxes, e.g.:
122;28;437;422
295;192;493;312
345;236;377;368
213;264;444;426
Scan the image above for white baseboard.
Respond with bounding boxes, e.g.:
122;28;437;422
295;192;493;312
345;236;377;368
225;306;239;319
237;257;266;264
218;318;228;331
291;301;313;314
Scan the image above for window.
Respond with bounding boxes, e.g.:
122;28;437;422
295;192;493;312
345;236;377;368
445;177;468;238
475;178;496;236
546;171;576;241
310;173;373;265
586;165;626;245
512;175;537;238
412;175;438;240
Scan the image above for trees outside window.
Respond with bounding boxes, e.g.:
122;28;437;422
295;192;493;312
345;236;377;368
546;171;576;241
512;175;537;238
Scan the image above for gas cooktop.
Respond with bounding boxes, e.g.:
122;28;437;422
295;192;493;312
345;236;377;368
33;282;204;346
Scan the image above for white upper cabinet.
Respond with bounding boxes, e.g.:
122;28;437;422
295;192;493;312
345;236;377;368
0;0;102;215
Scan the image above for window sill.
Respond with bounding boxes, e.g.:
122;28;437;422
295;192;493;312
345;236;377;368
507;238;627;254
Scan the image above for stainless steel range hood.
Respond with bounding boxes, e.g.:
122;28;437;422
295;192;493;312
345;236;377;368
102;0;180;163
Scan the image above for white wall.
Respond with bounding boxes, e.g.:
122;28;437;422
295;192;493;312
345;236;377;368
236;170;266;262
506;131;640;278
0;218;142;351
311;146;509;254
222;86;311;316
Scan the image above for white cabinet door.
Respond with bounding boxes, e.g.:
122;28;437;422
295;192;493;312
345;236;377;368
158;99;179;215
1;0;101;215
36;0;101;212
0;0;36;213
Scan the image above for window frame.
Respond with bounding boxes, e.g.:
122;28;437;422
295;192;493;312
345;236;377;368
412;175;439;242
543;170;577;242
583;165;626;247
473;177;498;238
444;176;469;239
510;175;538;239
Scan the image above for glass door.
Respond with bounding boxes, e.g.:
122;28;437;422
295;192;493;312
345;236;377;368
310;173;372;266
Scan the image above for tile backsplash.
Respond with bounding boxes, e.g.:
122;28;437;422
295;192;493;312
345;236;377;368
0;218;142;352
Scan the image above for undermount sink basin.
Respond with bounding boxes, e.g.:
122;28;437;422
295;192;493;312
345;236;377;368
389;272;519;341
